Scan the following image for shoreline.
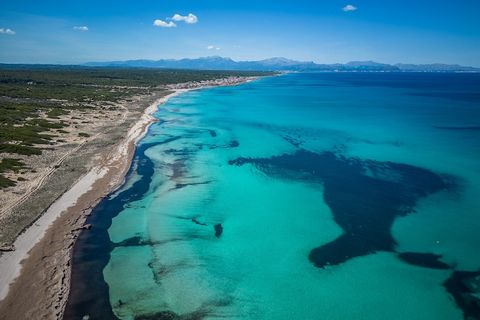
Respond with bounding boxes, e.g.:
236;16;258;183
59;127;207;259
0;90;182;301
0;76;260;319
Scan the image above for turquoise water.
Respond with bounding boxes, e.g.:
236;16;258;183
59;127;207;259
65;73;480;320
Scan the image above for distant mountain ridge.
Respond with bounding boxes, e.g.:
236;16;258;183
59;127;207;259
84;56;480;72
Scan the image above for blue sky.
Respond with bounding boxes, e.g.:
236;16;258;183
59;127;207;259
1;0;479;66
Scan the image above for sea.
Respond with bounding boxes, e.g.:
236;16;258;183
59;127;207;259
64;72;480;320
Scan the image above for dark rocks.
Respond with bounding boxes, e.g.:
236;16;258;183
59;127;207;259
135;311;179;320
228;140;240;148
191;217;207;226
214;224;223;238
229;149;451;268
398;252;450;269
444;270;480;320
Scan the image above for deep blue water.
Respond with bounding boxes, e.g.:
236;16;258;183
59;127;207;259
65;73;480;320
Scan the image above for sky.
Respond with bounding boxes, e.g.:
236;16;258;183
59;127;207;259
0;0;479;66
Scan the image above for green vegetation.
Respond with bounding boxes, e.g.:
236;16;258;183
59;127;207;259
47;108;69;118
0;144;42;155
78;132;90;137
0;65;272;187
0;158;26;188
0;158;25;172
0;66;272;102
0;107;63;158
0;175;15;188
0;65;271;84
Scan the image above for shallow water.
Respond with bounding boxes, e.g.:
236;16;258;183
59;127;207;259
65;73;480;320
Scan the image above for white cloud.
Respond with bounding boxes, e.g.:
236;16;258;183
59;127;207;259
0;28;16;35
342;4;357;12
153;19;177;28
172;13;198;24
73;26;89;31
153;13;197;29
207;45;221;51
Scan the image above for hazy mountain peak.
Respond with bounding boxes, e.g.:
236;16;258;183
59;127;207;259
259;57;301;64
84;57;480;72
346;61;390;67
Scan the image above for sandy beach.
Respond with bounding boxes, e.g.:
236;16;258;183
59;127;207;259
0;78;257;320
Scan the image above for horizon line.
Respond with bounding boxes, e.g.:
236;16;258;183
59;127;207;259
1;56;479;69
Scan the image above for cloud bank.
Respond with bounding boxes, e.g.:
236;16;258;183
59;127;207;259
172;13;198;24
73;26;89;31
0;28;16;35
342;4;357;12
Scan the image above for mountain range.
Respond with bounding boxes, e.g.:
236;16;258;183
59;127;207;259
84;56;480;72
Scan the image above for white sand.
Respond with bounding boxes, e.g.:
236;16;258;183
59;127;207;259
0;91;182;301
0;167;106;300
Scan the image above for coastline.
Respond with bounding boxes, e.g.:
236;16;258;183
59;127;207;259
0;77;260;319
